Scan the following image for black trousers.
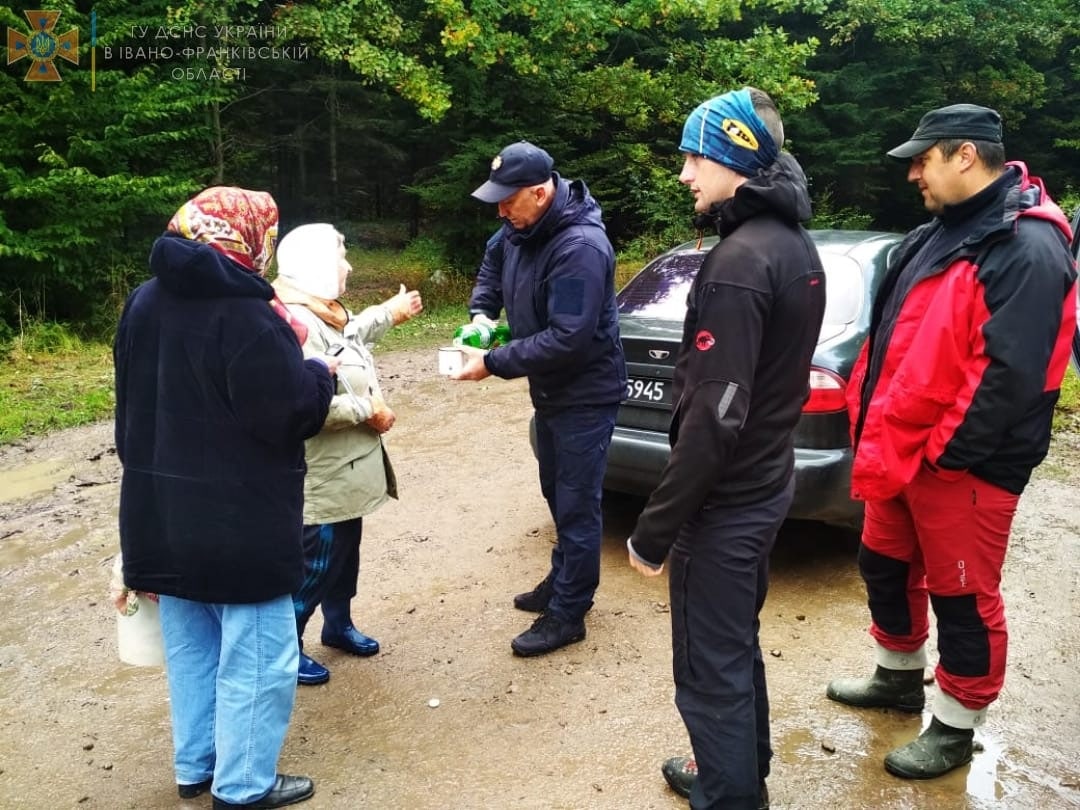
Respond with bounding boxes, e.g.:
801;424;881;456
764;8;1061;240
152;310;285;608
669;478;793;810
293;517;363;638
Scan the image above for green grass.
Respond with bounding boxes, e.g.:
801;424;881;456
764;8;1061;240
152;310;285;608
1053;364;1080;432
0;325;115;444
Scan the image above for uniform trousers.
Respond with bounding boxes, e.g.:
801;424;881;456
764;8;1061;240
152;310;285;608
533;403;618;622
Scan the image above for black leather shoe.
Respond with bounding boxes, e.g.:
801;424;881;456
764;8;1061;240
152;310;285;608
321;625;379;657
513;574;554;613
297;652;330;686
211;774;314;808
511;612;585;657
178;778;212;798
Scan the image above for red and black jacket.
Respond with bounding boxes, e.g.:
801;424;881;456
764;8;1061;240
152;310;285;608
848;162;1077;501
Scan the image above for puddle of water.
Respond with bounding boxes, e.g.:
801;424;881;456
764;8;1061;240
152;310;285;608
775;709;1080;809
0;459;74;503
0;524;87;569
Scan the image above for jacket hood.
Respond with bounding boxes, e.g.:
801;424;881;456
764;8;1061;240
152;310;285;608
150;233;274;301
695;152;813;236
505;174;605;246
1004;161;1073;244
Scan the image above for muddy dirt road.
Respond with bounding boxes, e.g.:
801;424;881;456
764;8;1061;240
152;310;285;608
1;347;1079;809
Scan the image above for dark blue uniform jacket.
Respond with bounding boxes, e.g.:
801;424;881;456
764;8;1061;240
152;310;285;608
470;175;627;410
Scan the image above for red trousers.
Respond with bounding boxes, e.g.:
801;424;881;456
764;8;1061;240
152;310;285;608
859;463;1020;709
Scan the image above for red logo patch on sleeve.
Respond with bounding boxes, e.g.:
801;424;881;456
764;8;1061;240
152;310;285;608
695;330;715;351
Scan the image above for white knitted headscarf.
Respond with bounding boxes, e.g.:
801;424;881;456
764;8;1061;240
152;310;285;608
275;223;345;300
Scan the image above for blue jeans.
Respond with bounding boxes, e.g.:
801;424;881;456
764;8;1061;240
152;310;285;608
669;477;793;810
533;403;617;621
158;594;299;805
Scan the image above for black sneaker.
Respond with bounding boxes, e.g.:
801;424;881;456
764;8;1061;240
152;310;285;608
512;574;555;613
511;612;586;657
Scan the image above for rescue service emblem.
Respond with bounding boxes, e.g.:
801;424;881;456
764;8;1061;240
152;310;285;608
722;118;760;151
695;330;715;351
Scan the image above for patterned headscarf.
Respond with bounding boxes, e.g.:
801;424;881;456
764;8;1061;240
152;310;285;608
167;186;307;343
167;186;279;273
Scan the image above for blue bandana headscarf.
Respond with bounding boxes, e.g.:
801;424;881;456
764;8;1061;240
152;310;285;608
679;88;779;176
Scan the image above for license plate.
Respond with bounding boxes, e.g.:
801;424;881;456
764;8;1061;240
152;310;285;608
625;376;671;406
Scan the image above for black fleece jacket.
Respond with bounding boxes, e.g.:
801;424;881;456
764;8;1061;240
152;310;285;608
630;153;826;566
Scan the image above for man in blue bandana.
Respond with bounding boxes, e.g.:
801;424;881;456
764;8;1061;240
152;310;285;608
626;87;827;809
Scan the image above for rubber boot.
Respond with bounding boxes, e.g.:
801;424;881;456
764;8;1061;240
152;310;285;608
826;665;925;713
320;598;352;634
884;716;974;779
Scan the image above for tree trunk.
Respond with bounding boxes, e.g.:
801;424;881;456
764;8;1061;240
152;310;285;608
210;100;224;184
328;74;340;221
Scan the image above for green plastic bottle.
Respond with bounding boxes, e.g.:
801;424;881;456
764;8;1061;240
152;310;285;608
453;322;512;348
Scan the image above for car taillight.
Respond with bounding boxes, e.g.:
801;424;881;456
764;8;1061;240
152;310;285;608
803;368;847;413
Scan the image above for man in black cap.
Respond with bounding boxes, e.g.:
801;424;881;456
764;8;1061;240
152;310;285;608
452;141;627;657
827;104;1077;778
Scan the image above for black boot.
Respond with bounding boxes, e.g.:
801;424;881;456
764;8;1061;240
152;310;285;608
826;665;925;713
884;716;974;779
513;574;554;613
510;612;585;656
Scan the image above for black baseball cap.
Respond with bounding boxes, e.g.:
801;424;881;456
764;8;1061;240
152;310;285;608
887;103;1003;160
471;141;554;203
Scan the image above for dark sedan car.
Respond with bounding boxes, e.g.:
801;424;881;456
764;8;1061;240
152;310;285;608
606;230;904;530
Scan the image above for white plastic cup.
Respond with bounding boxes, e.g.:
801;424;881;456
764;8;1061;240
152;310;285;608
438;347;464;376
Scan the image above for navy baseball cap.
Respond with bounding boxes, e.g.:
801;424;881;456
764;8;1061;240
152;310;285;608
471;141;554;203
888;103;1003;159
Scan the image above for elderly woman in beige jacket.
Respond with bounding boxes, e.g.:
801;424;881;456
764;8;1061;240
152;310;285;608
273;223;422;685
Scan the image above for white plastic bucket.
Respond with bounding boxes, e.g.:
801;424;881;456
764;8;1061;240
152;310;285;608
116;596;165;667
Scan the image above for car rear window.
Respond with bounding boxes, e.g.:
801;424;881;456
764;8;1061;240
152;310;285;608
617;248;865;326
616;251;700;319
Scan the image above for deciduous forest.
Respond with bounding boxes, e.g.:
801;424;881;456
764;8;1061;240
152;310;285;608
2;0;1078;334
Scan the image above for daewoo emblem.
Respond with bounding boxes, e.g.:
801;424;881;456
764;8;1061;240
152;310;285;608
648;349;670;360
